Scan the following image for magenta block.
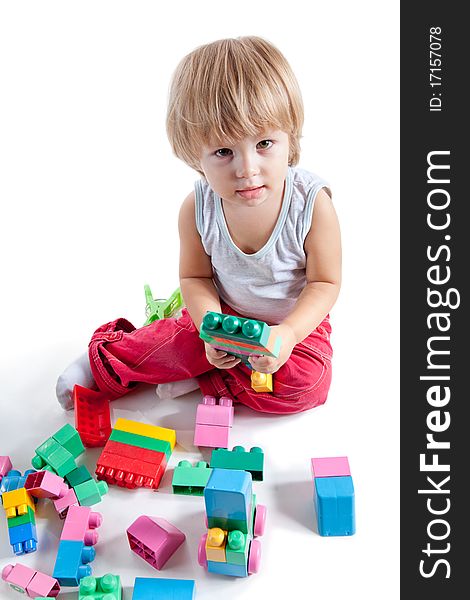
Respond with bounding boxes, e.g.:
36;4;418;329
0;456;13;482
53;488;78;518
2;563;60;598
311;456;351;478
127;515;185;570
196;396;234;427
60;505;102;546
193;423;230;448
25;471;69;499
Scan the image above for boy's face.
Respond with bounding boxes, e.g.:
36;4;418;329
199;129;290;208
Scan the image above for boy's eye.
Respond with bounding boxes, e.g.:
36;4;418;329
257;139;273;150
215;148;232;157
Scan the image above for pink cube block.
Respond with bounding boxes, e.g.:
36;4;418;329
127;515;185;570
196;396;234;427
2;563;60;598
60;504;102;545
25;471;69;499
311;456;351;478
53;487;78;518
193;423;230;448
0;456;12;481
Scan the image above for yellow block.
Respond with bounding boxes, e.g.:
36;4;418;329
113;418;176;450
251;371;273;392
2;488;35;518
206;527;227;562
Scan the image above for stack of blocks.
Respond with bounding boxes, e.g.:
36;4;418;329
73;385;112;448
210;446;265;481
193;395;234;448
95;418;176;489
132;577;195;600
2;477;38;555
311;456;356;536
53;505;102;586
79;573;122;599
199;468;266;577
127;515;185;570
2;563;60;598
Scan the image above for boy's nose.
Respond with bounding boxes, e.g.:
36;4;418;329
235;153;260;179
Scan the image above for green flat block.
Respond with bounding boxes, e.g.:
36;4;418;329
207;515;248;533
66;465;93;487
172;460;212;496
109;429;172;460
32;438;77;476
210;446;264;481
225;530;249;566
74;478;108;506
79;573;121;600
52;423;85;458
7;506;36;528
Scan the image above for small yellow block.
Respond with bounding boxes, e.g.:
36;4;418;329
206;527;227;562
251;371;273;392
113;418;176;450
2;488;35;518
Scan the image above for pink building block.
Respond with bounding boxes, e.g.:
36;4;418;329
311;456;351;478
60;505;102;546
193;423;230;448
2;563;60;598
196;395;234;427
0;456;12;482
127;515;185;570
53;487;79;519
25;471;69;499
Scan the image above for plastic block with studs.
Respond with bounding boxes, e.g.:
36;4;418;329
65;465;94;488
205;527;227;562
2;563;60;598
113;418;176;450
311;456;351;479
195;395;234;427
132;577;196;600
25;470;69;499
53;540;96;586
210;446;265;481
204;469;253;533
53;487;78;519
60;505;102;545
2;488;35;518
109;429;172;460
127;515;185;570
193;423;231;449
8;522;38;555
7;506;35;529
79;573;121;600
0;456;12;482
1;470;37;494
314;475;355;536
73;385;112;448
251;371;273;392
51;424;85;458
225;530;249;566
73;478;108;507
31;438;77;477
172;460;212;495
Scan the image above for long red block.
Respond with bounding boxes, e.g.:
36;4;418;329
96;451;166;489
73;385;111;448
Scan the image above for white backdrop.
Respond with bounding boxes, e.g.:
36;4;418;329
0;2;399;599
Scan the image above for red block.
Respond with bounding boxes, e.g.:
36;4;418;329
95;448;166;490
73;385;111;448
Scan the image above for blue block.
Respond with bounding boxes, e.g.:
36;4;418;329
207;560;248;577
1;469;36;494
53;540;96;586
314;475;355;536
204;469;252;533
132;577;196;600
8;521;38;555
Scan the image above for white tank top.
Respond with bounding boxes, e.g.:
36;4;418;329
194;166;330;325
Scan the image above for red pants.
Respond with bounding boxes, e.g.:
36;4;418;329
88;304;333;415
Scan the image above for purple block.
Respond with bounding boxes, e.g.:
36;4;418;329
193;423;230;449
25;471;69;499
0;456;13;482
196;396;234;427
60;505;102;545
127;515;185;570
311;456;351;478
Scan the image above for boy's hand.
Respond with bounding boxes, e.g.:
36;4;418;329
248;324;297;374
204;342;241;369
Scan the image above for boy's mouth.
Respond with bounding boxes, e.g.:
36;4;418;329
236;186;265;200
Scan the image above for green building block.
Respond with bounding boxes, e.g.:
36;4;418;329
32;437;77;477
109;429;172;460
52;423;85;458
210;446;264;481
172;460;212;495
225;530;249;566
144;284;184;325
79;573;121;600
74;478;108;506
7;506;36;528
66;465;93;487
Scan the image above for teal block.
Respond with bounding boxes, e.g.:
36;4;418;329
32;438;77;477
210;446;264;481
172;460;212;496
74;478;108;506
225;530;249;566
53;424;85;458
79;573;122;599
66;465;93;487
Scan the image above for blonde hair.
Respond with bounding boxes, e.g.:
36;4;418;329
166;36;304;176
